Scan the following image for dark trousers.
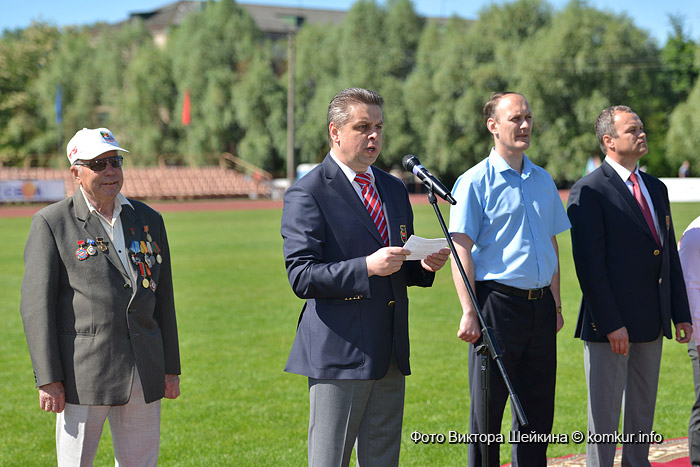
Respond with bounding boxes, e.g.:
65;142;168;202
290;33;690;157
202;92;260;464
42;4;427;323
689;343;700;466
468;282;557;467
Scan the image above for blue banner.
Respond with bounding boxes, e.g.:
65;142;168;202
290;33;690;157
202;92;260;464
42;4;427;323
55;84;62;124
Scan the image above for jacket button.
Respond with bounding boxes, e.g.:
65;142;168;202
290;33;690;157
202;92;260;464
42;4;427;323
658;278;663;284
653;249;660;256
124;283;131;289
387;300;395;307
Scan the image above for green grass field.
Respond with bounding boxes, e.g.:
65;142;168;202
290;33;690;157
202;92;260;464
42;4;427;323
0;202;698;465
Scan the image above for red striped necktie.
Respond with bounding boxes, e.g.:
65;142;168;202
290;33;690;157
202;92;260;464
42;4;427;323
354;173;389;246
629;172;660;246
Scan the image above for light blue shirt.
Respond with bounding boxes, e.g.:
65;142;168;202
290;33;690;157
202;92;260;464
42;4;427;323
449;149;571;289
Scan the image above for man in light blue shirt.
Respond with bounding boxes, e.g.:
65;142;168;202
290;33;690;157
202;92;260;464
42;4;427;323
449;92;570;467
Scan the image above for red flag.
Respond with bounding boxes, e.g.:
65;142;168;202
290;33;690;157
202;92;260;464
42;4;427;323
181;89;191;126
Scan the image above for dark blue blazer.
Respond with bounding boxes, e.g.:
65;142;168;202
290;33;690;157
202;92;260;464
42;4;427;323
281;155;434;380
567;161;690;342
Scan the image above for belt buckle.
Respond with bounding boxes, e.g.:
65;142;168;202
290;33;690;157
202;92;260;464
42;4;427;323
527;288;542;300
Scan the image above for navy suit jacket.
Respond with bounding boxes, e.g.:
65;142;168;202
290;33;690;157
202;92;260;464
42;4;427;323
281;155;434;380
567;161;690;342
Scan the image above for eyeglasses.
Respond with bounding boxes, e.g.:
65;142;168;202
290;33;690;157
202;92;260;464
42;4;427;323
74;155;123;172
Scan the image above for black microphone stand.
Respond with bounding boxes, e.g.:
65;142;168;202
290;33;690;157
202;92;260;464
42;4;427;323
421;181;528;467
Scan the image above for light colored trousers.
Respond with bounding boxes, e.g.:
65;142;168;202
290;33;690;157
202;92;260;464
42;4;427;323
56;368;161;467
584;336;662;467
307;353;405;467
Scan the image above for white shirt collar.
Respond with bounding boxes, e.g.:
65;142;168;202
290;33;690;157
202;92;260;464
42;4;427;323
605;156;640;183
329;150;375;184
80;187;133;223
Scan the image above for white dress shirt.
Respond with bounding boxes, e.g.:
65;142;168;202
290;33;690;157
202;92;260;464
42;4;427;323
79;187;136;285
604;157;660;237
680;216;700;343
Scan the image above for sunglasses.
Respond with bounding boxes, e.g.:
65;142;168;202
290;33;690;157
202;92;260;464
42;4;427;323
74;155;124;172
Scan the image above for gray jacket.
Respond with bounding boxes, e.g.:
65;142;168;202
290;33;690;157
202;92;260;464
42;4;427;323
20;191;180;405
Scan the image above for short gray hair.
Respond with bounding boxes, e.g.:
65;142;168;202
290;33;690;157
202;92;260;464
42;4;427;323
327;88;384;143
595;105;634;154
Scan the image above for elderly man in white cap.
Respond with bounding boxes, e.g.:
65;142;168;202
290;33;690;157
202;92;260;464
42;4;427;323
20;128;181;466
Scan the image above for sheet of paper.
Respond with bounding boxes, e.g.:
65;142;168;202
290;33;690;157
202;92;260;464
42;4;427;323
403;235;448;260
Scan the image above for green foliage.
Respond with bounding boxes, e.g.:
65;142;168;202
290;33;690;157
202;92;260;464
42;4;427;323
0;23;61;164
518;0;661;182
167;0;267;165
117;42;178;164
235;53;287;171
293;23;342;164
661;15;698;104
666;81;700;174
33;27;101;161
1;0;699;180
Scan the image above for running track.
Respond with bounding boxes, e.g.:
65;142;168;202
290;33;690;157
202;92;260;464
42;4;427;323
0;192;571;219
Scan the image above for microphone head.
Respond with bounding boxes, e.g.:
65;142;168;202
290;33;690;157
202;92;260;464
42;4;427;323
402;154;419;172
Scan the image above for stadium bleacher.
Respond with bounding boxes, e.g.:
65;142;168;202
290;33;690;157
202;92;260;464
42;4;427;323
0;166;271;200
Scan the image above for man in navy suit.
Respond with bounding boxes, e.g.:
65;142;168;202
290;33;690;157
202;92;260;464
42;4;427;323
567;105;692;466
281;87;449;466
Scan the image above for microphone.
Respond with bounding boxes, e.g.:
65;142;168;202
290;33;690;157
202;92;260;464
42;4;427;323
402;154;457;205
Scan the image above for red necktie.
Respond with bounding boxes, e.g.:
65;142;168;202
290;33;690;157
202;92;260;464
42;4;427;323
354;173;389;246
629;172;660;246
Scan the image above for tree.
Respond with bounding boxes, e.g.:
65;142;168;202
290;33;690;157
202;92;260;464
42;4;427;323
517;0;660;182
235;51;286;171
666;80;700;175
94;20;153;111
115;41;178;165
404;17;476;180
661;15;698;105
167;0;267;166
291;22;340;165
335;0;386;90
371;0;420;167
0;23;60;165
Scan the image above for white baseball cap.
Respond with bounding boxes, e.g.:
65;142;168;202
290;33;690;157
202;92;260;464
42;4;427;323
66;128;129;165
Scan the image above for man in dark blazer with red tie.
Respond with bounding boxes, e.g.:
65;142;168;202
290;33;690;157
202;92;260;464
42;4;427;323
281;87;449;466
567;105;692;466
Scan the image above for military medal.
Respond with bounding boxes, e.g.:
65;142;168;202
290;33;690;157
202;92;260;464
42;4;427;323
137;262;149;288
144;262;154;289
153;241;163;264
144;225;152;242
125;235;155;291
145;242;155;265
86;239;97;256
75;240;88;261
130;241;140;262
96;237;108;252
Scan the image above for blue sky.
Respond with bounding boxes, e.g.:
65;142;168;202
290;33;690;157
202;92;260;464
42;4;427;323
1;0;699;44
